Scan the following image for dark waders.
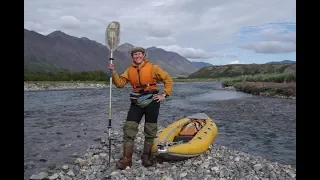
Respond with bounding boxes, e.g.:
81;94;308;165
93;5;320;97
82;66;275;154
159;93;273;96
116;99;160;169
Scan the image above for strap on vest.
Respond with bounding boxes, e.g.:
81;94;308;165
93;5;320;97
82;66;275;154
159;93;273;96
133;83;156;88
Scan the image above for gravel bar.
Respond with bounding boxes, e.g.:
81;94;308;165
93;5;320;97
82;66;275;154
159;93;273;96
24;82;108;91
27;120;296;180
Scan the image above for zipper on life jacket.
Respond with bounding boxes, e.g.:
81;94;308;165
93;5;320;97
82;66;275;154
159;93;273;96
137;68;141;86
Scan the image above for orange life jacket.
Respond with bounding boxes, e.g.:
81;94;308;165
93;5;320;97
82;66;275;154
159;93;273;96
127;61;158;93
179;119;206;136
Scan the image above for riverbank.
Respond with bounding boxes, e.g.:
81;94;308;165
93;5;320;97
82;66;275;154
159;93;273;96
24;80;218;91
219;72;296;99
24;81;295;99
26;120;296;180
232;82;296;99
24;79;218;91
24;81;108;91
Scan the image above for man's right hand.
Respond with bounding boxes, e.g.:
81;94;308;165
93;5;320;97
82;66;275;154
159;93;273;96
108;63;115;71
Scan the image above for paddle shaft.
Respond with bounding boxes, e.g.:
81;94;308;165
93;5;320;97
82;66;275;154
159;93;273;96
108;51;114;167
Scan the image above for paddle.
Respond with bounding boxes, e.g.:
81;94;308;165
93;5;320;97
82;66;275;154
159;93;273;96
105;21;120;167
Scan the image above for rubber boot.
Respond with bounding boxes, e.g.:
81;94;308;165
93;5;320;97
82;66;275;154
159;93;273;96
116;143;134;169
141;142;153;167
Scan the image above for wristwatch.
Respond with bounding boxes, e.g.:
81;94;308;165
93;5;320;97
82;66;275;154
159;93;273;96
162;94;167;98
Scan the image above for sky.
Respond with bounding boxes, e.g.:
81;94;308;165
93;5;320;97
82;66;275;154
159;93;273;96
24;0;296;65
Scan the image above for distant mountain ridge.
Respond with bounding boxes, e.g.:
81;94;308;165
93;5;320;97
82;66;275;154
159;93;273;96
191;61;213;69
24;29;200;76
265;60;296;64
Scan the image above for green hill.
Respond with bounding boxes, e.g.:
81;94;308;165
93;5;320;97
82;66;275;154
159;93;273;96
187;63;296;78
265;60;296;64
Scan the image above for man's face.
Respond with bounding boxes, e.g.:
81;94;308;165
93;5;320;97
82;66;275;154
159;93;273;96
132;52;144;64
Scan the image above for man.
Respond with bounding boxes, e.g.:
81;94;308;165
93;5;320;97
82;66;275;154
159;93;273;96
108;46;173;169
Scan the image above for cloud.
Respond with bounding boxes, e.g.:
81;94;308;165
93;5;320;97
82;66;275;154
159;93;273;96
157;45;214;59
156;45;240;60
24;22;44;32
148;28;172;38
235;22;296;54
157;45;222;59
262;32;296;44
86;19;104;28
226;60;242;64
253;23;296;44
239;41;296;54
24;0;296;64
225;55;239;58
59;15;81;29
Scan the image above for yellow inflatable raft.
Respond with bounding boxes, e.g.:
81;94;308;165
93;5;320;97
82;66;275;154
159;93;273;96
151;113;218;160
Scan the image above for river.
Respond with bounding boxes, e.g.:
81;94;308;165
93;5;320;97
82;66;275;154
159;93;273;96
24;82;296;178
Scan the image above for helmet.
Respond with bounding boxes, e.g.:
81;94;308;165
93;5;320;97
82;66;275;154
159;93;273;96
130;46;145;56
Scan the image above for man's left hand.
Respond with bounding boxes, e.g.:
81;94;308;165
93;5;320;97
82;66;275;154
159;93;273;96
153;94;165;102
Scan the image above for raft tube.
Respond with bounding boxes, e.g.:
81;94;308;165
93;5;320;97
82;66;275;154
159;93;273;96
151;113;218;160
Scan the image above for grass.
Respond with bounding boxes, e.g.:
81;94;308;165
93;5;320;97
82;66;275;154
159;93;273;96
219;72;296;98
24;81;109;90
24;81;108;87
188;63;296;79
234;82;296;97
220;72;296;87
24;80;107;84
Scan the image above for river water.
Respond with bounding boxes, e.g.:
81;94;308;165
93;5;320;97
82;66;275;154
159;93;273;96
24;82;296;178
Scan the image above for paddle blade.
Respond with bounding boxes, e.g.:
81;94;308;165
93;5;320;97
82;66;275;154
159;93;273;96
105;21;120;52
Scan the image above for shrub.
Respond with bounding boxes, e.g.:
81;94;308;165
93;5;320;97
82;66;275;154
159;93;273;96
234;82;296;97
221;72;295;87
24;71;109;82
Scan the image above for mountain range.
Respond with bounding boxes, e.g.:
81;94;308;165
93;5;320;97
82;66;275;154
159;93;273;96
24;29;203;76
24;28;294;77
190;61;214;69
265;60;296;64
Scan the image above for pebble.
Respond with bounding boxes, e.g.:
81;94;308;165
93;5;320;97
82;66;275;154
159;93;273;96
67;170;75;177
48;173;59;180
180;172;187;178
235;156;240;161
71;152;78;157
29;172;48;179
28;120;296;180
253;163;263;171
62;165;69;170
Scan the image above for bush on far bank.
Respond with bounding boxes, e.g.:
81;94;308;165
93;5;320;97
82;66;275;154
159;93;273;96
221;72;295;87
24;71;110;82
234;82;296;97
219;72;296;97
